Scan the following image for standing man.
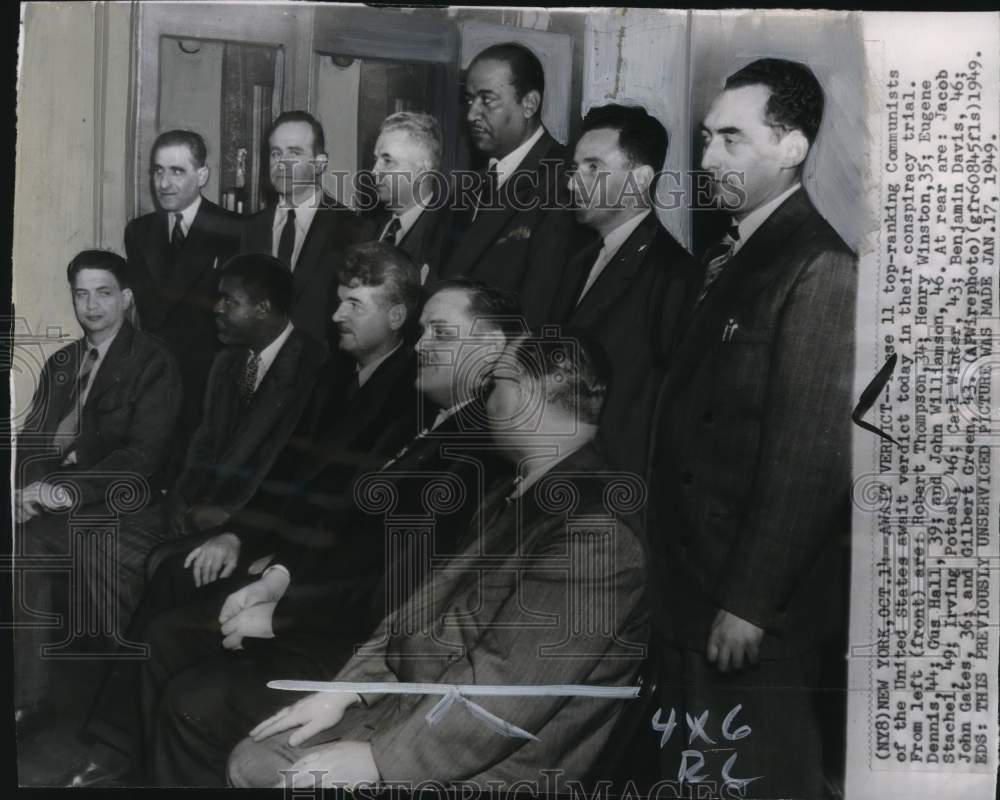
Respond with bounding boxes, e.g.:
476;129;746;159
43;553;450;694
242;111;373;344
443;43;589;325
556;103;701;476
126;130;242;446
646;58;856;798
368;112;450;286
14;250;180;729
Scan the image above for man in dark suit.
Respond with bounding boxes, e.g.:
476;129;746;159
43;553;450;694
64;242;424;787
645;58;857;798
140;280;521;786
553;103;701;476
14;250;181;726
120;253;329;621
125;130;242;446
229;332;647;791
366;111;450;287
241;111;373;344
443;43;590;325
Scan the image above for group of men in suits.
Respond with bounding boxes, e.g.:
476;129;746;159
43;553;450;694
14;43;856;798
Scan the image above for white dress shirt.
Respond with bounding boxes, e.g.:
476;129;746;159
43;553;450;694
576;209;651;304
249;322;294;392
732;182;802;255
489;125;546;188
169;194;202;239
380;204;424;245
272;188;322;270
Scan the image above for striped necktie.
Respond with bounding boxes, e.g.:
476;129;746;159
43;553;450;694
695;223;740;305
171;213;186;249
381;216;402;245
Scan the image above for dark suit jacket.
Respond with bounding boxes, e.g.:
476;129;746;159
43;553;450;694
167;328;330;534
647;188;857;658
369;203;451;287
443;131;596;325
17;320;181;507
267;396;511;654
240;194;374;344
125;198;242;438
551;213;701;476
307;443;647;785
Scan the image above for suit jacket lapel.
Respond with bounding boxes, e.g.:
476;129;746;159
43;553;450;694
663;188;814;397
158;202;219;313
447;133;560;274
83;322;134;408
571;215;657;324
293;194;339;301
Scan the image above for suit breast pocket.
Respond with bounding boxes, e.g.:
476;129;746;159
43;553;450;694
715;323;774;417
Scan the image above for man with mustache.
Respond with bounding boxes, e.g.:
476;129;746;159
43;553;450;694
241;111;373;345
126;130;242;450
443;43;589;325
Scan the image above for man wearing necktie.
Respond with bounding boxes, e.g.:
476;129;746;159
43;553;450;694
645;59;857;798
368;112;450;287
125;130;242;454
556;103;700;477
241;111;373;346
228;333;647;791
14;250;180;734
443;43;591;325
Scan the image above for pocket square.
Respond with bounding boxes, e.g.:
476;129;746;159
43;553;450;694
496;225;532;245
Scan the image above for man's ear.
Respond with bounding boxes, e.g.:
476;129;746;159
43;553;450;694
313;152;330;176
631;164;655;198
257;298;273;318
520;89;542;120
121;287;134;309
780;130;810;170
387;303;407;331
197;165;210;189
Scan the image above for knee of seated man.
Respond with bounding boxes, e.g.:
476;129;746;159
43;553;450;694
228;736;287;788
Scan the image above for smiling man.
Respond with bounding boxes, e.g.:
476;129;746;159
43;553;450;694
126;130;242;449
15;250;180;738
241;111;373;345
646;58;857;798
443;43;589;325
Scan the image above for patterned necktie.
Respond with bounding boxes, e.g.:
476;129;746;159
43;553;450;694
52;347;99;450
381;216;402;245
171;213;186;249
276;208;297;268
239;351;261;404
695;223;740;305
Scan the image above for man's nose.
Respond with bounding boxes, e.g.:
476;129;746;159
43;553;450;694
213;299;225;315
466;100;483;124
701;137;722;170
157;172;172;190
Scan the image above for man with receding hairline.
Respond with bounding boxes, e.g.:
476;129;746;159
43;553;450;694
646;58;856;797
126;129;242;449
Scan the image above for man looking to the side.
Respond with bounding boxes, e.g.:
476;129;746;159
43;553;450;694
646;57;856;798
368;111;450;286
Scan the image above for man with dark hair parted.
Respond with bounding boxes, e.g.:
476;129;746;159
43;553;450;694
443;43;592;325
241;111;375;345
646;57;857;798
126;129;242;449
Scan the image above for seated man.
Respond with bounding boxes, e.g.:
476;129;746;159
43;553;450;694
67;242;422;786
228;332;648;791
14;250;180;726
115;252;329;624
141;280;523;786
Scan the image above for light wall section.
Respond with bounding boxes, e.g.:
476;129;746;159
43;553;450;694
12;1;133;425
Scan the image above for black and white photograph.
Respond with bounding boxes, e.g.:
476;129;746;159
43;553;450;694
6;3;998;798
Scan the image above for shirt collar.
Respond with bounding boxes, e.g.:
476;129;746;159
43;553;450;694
274;187;322;233
170;194;202;235
356;341;402;388
384;203;424;242
83;319;123;361
506;440;590;501
600;209;650;256
733;182;801;253
490;125;546;188
254;321;294;379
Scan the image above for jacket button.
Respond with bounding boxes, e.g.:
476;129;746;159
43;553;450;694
680;470;693;485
